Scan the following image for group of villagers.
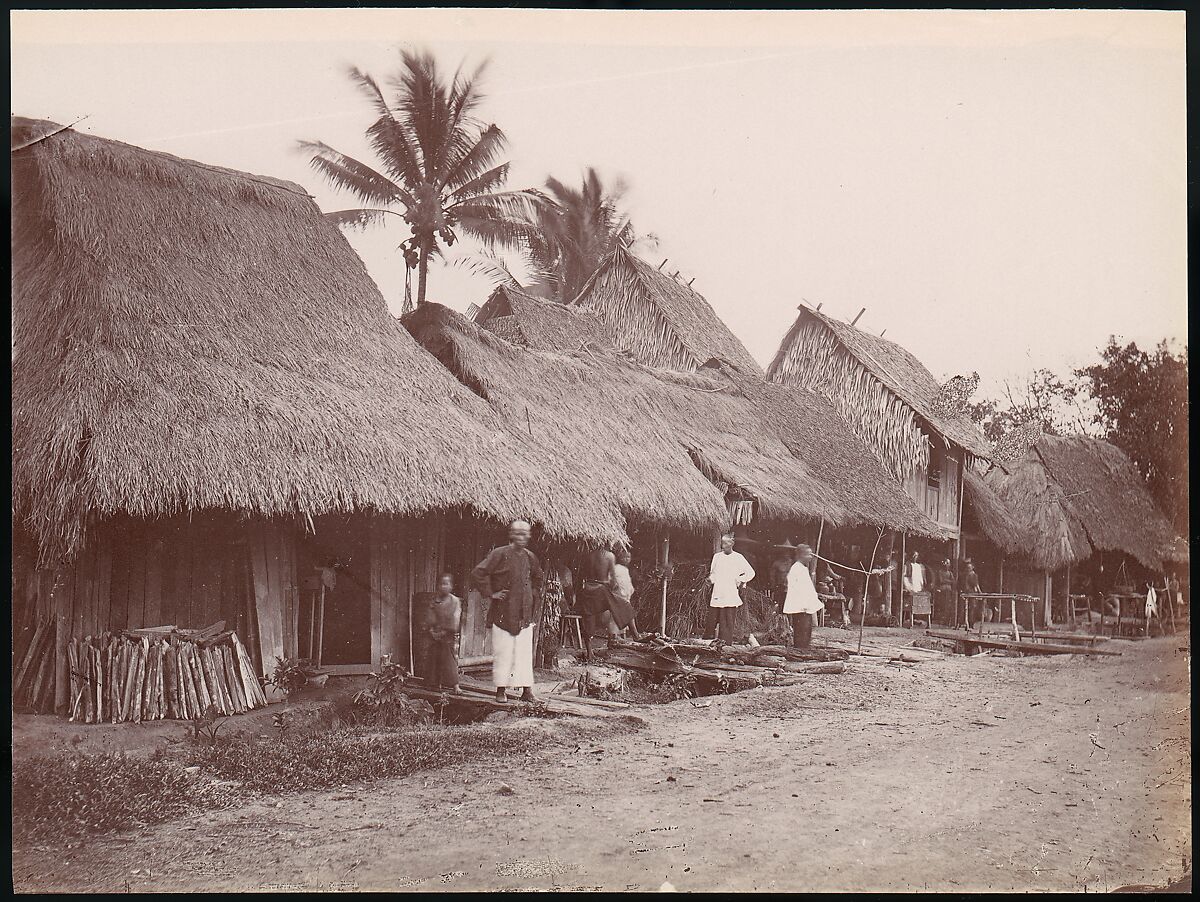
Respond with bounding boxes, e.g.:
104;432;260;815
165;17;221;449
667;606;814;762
421;522;827;704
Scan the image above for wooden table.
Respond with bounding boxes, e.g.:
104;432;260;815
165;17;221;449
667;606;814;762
1105;593;1149;637
960;593;1039;638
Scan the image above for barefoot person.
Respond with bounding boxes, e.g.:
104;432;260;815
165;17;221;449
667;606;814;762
579;544;639;641
425;573;463;693
611;545;644;639
471;520;543;704
706;533;755;642
782;544;822;648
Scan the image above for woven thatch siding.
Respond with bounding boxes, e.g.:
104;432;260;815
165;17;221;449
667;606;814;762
405;304;942;537
769;317;929;480
984;435;1180;571
768;307;993;471
10;117;626;558
571;247;764;375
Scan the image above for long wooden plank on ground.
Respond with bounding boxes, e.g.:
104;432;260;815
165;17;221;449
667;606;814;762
926;629;1122;656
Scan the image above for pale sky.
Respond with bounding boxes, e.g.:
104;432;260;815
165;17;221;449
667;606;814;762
10;9;1187;398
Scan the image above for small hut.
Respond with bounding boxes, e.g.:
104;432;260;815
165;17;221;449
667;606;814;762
474;284;612;352
976;435;1183;623
569;246;764;375
10;117;625;712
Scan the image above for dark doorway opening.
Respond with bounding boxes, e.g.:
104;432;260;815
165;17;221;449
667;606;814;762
298;515;373;666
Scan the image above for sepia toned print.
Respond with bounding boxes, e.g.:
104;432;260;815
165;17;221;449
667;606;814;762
10;8;1188;893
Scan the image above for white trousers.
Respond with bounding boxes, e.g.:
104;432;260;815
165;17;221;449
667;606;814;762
491;624;535;688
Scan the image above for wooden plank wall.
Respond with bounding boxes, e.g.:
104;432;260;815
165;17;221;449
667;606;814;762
369;514;453;670
18;514;284;709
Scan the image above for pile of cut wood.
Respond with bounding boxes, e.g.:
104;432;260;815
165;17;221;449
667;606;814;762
597;637;848;692
12;619;268;723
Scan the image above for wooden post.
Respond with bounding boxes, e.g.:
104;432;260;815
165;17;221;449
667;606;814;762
998;556;1005;594
659;533;670;635
900;532;907;625
1065;564;1073;625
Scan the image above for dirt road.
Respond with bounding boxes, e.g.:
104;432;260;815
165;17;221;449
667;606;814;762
12;630;1191;893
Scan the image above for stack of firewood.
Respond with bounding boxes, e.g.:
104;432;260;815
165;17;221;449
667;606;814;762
12;617;58;713
12;619;269;723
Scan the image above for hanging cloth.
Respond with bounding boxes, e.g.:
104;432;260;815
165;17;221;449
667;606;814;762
1145;586;1158;619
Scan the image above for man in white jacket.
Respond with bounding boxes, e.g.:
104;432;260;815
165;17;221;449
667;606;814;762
706;533;755;642
782;544;823;648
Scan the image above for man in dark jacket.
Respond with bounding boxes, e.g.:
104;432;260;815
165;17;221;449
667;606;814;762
471;520;544;703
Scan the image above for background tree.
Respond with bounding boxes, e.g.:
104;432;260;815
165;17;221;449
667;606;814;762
1075;338;1189;534
524;169;655;302
966;368;1093;446
461;168;656;303
299;50;542;308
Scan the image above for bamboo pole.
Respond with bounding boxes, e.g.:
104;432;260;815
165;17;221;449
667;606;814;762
659;534;670;635
857;529;886;655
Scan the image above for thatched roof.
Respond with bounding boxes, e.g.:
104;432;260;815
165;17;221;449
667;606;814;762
962;468;1022;552
475;284;611;352
768;305;992;477
570;246;764;375
982;434;1180;571
10;116;628;556
404;303;943;538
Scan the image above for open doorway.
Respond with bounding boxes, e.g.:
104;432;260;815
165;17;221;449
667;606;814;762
297;515;373;668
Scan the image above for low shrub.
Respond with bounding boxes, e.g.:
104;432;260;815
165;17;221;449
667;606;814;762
12;752;210;843
186;723;539;793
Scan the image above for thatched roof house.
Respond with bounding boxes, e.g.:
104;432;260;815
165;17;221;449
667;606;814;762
980;434;1180;572
769;304;992;478
404;303;942;538
10;116;626;557
570;246;764;375
768;304;993;537
474;284;611;352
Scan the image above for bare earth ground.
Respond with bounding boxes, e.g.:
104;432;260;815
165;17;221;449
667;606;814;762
12;628;1191;893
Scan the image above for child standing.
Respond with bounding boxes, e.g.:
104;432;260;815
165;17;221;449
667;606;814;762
426;573;462;693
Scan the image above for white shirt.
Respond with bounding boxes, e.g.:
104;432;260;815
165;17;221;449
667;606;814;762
613;563;634;602
903;562;926;594
783;561;824;614
709;551;755;608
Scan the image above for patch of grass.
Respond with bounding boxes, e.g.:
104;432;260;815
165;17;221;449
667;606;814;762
185;723;541;793
12;752;213;843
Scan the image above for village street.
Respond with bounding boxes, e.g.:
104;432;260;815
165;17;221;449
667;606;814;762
13;632;1190;894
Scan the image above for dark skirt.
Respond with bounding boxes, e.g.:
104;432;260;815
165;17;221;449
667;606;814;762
578;583;636;629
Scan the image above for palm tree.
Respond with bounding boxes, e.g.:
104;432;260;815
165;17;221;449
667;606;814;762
299;50;541;308
523;169;654;303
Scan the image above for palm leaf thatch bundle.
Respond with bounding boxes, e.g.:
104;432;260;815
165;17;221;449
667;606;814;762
404;304;942;537
983;435;1180;571
10;117;624;560
570;246;764;375
768;306;993;478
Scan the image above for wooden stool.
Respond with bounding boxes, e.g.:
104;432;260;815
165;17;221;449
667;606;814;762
559;613;590;662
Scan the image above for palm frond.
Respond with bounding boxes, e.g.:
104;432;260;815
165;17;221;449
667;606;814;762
296;140;403;206
449;249;523;290
441;125;508;193
324;208;403;231
447;162;510;203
